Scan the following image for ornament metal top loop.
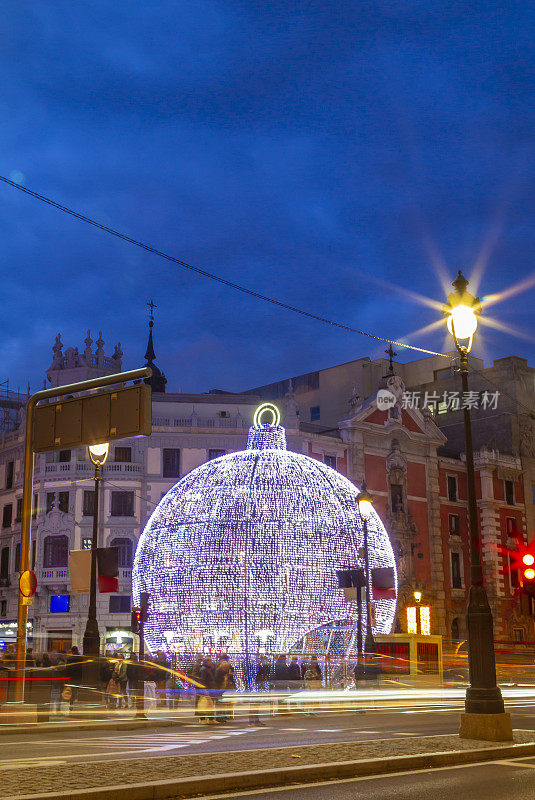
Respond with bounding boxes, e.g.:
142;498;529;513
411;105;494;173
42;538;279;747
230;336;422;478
253;402;281;428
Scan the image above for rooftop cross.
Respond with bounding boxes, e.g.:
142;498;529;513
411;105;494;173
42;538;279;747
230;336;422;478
385;344;397;374
147;299;157;321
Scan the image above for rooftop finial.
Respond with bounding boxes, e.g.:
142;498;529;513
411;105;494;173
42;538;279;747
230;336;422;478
385;343;397;374
144;300;166;393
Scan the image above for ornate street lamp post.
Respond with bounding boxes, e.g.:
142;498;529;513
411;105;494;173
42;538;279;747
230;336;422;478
83;442;109;656
356;484;377;679
442;270;511;740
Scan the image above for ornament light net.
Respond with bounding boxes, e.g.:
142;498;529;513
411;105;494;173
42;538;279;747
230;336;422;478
132;415;397;658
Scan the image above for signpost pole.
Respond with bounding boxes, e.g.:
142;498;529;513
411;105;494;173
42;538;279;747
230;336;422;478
15;367;151;703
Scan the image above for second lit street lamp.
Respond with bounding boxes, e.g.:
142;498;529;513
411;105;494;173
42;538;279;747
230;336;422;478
82;442;109;657
442;270;512;740
356;484;377;679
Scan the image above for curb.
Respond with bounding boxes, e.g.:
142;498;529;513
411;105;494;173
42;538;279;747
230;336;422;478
0;717;191;736
9;739;535;800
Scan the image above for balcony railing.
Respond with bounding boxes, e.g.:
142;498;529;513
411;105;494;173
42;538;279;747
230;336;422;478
40;569;69;581
152;416;244;429
41;462;142;477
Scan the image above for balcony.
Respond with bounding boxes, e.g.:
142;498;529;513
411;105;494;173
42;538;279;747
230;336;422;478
152;416;245;429
40;569;69;582
41;462;143;478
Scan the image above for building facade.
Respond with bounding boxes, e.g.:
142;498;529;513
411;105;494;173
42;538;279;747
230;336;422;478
0;325;533;654
0;329;348;654
248;349;535;643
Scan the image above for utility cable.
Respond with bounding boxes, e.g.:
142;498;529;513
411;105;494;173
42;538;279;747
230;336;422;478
0;175;448;358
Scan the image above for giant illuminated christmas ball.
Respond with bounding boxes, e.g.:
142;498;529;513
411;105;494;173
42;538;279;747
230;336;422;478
132;403;397;658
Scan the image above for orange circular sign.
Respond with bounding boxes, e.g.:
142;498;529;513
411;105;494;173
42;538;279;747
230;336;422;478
19;570;37;598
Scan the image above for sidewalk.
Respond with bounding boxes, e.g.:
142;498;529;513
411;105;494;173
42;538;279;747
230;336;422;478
5;730;535;799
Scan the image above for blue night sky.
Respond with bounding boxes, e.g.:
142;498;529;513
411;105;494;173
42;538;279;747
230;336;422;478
1;2;534;394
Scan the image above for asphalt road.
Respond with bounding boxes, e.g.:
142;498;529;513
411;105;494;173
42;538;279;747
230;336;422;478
201;757;535;800
1;702;535;766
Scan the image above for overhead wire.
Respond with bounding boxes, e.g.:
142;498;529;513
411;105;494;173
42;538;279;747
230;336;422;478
0;175;448;358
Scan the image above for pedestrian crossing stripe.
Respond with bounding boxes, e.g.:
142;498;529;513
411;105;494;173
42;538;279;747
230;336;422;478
70;728;250;749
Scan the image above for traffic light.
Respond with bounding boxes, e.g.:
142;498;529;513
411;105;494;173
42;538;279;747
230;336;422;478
522;553;535;587
131;608;142;634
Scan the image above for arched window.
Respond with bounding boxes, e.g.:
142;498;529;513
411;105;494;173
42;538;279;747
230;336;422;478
451;617;460;641
110;537;133;568
43;535;68;568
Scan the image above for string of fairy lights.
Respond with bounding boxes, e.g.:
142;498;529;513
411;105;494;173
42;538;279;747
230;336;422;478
132;405;397;663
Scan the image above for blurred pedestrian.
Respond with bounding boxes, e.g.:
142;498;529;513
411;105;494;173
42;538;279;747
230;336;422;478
66;646;84;712
197;656;215;723
189;653;203;715
288;656;302;690
126;653;138;709
113;653;128;709
274;654;289;690
155;650;168;707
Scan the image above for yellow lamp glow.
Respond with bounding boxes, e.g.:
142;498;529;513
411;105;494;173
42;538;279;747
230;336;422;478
524;568;535;580
357;499;373;519
413;590;422;603
407;606;417;635
420;606;431;636
88;442;109;466
446;304;478;340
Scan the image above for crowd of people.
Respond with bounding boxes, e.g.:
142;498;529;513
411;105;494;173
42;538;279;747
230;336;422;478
186;653;323;725
0;645;324;720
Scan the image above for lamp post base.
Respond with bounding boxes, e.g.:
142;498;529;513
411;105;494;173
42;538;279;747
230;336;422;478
459;711;513;742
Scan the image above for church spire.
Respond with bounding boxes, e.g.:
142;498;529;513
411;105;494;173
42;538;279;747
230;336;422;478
144;300;167;393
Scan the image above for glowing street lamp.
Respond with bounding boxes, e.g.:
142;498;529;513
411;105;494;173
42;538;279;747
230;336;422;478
83;442;110;657
88;442;110;466
356;484;377;677
443;271;510;740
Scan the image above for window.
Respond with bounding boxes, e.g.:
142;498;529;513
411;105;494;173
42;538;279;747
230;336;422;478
58;492;69;513
218;411;228;418
14;543;20;573
208;449;226;460
43;535;68;568
0;547;9;578
31;540;36;570
83;490;95;516
447;475;458;502
50;595;69;613
109;595;131;613
451;552;462;589
390;484;404;512
324;455;337;470
46;492;55;514
310;406;320;422
505;480;515;506
15;498;23;523
509;554;520;589
0;600;5;617
110;537;133;568
451;618;460;640
115;447;132;463
82;538;92;550
513;628;525;643
58;450;71;463
163;448;180;478
2;504;12;529
5;461;13;490
448;514;460;536
111;491;134;517
32;492;38;519
532;485;535;506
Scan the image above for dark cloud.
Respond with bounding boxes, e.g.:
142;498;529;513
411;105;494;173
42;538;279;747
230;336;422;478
1;1;534;393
